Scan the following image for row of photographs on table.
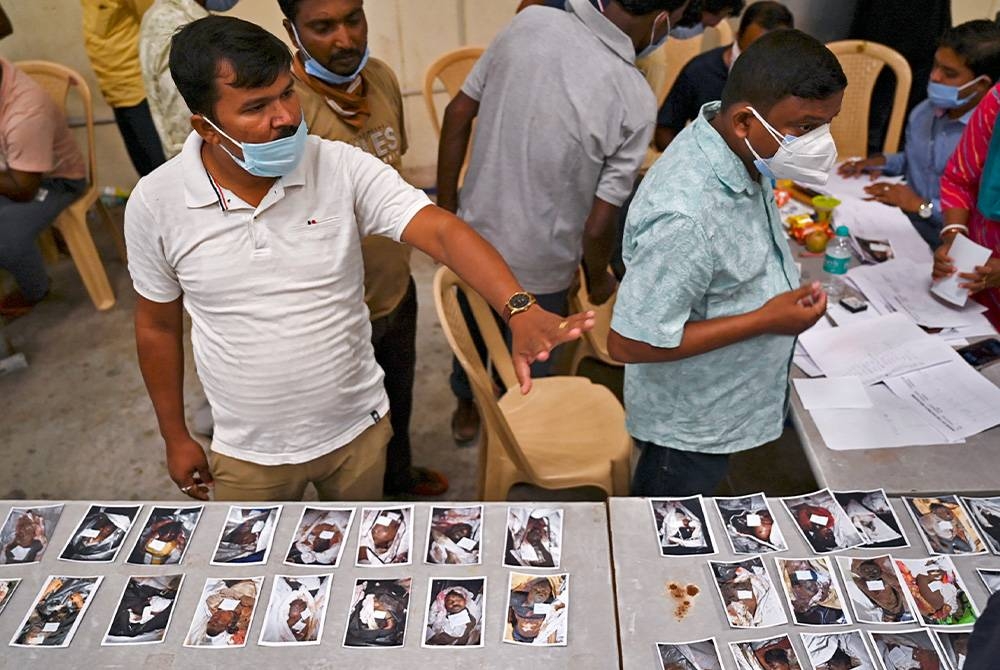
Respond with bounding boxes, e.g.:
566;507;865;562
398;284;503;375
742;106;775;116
649;490;1000;558
655;629;970;670
0;571;569;649
0;504;566;569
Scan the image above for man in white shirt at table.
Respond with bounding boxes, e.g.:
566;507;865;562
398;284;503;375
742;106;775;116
125;16;593;502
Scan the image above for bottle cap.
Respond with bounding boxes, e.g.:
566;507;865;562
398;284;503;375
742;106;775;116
836;226;849;236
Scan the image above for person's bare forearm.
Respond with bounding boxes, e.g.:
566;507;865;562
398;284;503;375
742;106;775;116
436;94;478;211
135;320;189;443
608;310;770;363
942;207;970;229
581;197;619;286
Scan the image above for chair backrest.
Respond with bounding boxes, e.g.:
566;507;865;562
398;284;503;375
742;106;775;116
826;40;912;158
643;19;734;107
15;60;97;188
569;268;622;367
423;46;485;137
433;267;543;485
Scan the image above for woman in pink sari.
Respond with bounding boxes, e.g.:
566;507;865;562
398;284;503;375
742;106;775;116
936;82;1000;328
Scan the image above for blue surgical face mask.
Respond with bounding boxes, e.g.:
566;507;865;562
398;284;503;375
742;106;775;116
203;117;308;178
290;23;369;86
670;23;705;40
204;0;240;11
926;75;989;110
637;12;671;59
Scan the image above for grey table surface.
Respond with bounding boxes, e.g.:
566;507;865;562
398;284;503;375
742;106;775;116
0;500;619;670
609;496;999;670
791;251;1000;497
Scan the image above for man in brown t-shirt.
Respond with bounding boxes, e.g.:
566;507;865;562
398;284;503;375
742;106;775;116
0;57;87;319
279;0;447;497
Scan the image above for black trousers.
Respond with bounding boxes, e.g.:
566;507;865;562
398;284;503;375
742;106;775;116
112;100;166;177
630;438;731;497
371;277;418;493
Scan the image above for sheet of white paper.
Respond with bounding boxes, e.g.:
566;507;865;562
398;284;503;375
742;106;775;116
849;259;987;328
810;384;952;450
825;303;880;327
939;313;999;340
794;354;824;377
883;355;1000;440
799;313;954;385
794;376;873;410
931;234;994;307
817;165;905;202
828;196;933;265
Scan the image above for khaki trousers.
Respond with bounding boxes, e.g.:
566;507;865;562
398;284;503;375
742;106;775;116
209;416;392;502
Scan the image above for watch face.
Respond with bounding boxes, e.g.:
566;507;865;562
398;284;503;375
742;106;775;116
509;293;532;310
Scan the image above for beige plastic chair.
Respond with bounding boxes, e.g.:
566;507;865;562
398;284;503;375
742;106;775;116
423;46;485;137
434;267;632;501
826;40;912;159
17;60;120;311
568;267;623;374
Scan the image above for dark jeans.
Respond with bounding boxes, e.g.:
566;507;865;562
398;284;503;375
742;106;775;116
371;277;418;493
449;288;569;402
630;438;731;497
113;100;166;177
0;177;86;301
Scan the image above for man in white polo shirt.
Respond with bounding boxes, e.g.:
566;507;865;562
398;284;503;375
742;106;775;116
126;16;593;502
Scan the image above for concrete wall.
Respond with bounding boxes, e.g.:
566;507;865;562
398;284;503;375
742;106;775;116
0;0;997;191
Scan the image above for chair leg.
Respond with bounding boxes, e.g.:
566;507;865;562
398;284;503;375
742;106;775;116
56;211;115;311
37;229;60;265
95;199;127;263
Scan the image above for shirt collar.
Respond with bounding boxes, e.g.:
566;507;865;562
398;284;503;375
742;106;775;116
692;101;758;196
181;130;309;209
565;0;638;65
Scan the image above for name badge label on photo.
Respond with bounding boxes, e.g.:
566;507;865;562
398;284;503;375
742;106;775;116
737;590;753;600
457;537;477;551
928;581;944;592
795;570;814;581
148;539;168;552
319;531;335;540
43;623;60;632
80;528;100;538
809;514;829;526
866;580;884;591
219;598;240;611
448;609;472;626
746;514;761;527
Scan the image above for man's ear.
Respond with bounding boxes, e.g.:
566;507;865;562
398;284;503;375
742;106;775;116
191;115;221;146
730;105;754;140
282;18;295;45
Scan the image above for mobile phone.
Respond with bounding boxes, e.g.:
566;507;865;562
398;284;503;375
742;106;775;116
839;296;868;313
957;338;1000;368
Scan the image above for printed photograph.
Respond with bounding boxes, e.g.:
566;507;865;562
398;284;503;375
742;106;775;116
655;638;723;670
781;490;865;554
730;634;802;670
961;496;1000;555
776;557;850;626
503;507;563;569
258;574;332;646
284;507;354;567
126;506;202;566
836;556;916;624
504;572;568;646
102;575;183;645
715;494;788;555
356;507;413;566
902;497;985;555
426;505;483;565
801;630;878;670
709;557;788;629
10;575;103;648
867;630;945;670
933;631;971;670
977;568;1000;594
650;496;717;556
422;577;485;648
183;577;263;648
0;504;63;565
343;577;411;648
59;504;140;563
833;490;908;549
894;556;978;627
0;579;20;617
210;506;281;565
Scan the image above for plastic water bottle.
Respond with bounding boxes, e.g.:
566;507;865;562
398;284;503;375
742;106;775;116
822;225;851;300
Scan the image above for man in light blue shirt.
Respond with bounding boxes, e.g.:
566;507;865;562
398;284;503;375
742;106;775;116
608;30;845;496
839;20;1000;247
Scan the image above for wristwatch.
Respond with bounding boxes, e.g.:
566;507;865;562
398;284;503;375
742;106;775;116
502;291;536;323
918;200;934;219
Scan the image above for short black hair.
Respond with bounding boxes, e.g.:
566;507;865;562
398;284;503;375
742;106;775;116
939;19;1000;82
763;648;790;663
722;29;847;113
277;0;302;22
169;15;292;119
677;0;745;27
619;0;689;16
738;1;794;37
